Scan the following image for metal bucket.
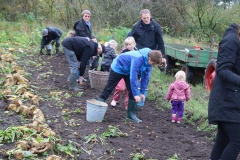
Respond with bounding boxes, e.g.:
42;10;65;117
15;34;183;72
86;99;108;122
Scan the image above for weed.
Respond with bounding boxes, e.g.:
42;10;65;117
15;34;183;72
76;92;83;98
74;108;82;113
64;92;71;98
130;152;145;160
56;140;79;157
167;153;178;160
84;133;98;144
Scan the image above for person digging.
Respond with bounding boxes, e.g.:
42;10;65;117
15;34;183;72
97;48;162;122
40;27;62;55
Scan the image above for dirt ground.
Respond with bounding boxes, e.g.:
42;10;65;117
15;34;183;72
0;52;220;160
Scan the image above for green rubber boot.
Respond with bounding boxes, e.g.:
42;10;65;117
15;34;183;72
69;73;82;91
126;100;142;123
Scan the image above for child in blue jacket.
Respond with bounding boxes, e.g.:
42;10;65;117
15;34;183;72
97;48;162;122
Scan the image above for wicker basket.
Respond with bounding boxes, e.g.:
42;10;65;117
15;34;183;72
88;70;109;90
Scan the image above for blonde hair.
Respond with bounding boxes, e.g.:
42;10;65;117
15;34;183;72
124;37;136;49
105;40;118;49
66;30;75;38
175;71;186;81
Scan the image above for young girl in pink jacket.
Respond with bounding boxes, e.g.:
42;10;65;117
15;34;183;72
166;70;191;123
110;37;137;109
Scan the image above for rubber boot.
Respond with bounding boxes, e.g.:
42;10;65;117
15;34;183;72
126;100;142;123
55;48;60;56
47;49;51;55
97;97;105;102
69;73;82;91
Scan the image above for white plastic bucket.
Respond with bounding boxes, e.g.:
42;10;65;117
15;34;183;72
86;99;108;122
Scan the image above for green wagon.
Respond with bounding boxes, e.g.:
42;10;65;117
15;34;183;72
163;43;218;91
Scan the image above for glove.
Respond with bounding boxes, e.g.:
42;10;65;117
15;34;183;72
40;49;43;54
51;41;55;46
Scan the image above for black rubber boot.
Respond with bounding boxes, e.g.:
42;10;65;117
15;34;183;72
97;97;105;102
126;100;142;123
69;73;82;91
55;49;60;56
47;49;51;55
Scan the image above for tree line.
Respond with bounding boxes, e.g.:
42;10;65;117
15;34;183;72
1;0;240;45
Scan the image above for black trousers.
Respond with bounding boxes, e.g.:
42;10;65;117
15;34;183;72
210;121;240;160
99;69;135;101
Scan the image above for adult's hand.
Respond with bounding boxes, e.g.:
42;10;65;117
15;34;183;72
134;95;141;102
78;76;83;85
162;58;166;63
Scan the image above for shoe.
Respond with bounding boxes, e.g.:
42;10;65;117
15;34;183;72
172;116;177;123
111;100;117;106
177;118;182;124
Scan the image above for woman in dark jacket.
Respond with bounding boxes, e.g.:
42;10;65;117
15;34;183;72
73;10;92;39
208;23;240;160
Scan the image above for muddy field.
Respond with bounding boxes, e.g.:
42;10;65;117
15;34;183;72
0;52;221;160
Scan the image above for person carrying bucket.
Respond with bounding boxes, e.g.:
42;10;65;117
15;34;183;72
97;48;162;123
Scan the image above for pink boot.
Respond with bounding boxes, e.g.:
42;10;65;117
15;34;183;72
177;118;182;124
172;116;177;123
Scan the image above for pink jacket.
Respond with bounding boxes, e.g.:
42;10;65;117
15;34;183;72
166;80;191;101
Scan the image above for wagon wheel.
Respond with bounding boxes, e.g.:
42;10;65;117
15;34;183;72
204;58;217;91
182;64;194;83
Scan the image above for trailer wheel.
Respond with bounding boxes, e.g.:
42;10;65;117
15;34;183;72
204;58;217;91
165;55;176;73
182;64;194;83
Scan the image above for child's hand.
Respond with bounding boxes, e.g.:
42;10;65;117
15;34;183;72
140;94;145;102
134;96;141;102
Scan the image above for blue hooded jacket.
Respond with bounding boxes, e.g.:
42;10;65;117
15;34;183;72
111;48;152;96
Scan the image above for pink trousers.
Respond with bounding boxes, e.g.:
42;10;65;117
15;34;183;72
113;79;128;109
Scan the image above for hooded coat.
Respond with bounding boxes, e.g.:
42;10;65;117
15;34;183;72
74;19;92;38
166;80;190;101
208;23;240;124
101;46;117;67
111;48;152;96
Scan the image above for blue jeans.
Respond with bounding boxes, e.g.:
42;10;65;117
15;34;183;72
62;46;78;74
210;122;240;160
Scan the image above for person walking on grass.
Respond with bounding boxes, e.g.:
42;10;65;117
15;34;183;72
97;48;162;123
40;27;62;55
62;36;105;91
208;23;240;160
166;70;191;124
110;37;137;110
127;9;166;63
